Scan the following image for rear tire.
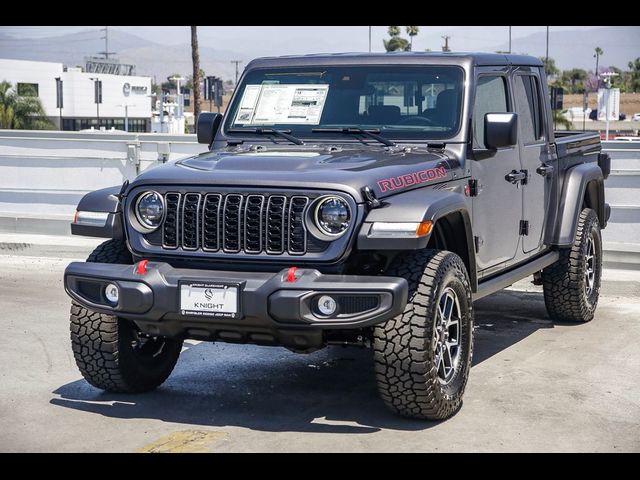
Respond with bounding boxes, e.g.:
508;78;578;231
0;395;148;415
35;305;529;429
70;239;183;393
542;208;602;323
373;250;474;420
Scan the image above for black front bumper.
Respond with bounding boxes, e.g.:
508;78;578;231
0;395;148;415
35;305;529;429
64;261;408;350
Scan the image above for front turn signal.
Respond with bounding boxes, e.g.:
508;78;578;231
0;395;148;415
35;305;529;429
416;221;433;237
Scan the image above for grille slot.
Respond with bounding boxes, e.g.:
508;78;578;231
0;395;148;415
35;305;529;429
154;192;326;256
223;194;243;253
266;196;286;254
162;193;181;249
181;193;201;250
288;196;309;255
201;194;222;251
244;195;265;254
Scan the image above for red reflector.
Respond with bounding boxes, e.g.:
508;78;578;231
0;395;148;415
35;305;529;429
135;260;149;275
286;267;298;283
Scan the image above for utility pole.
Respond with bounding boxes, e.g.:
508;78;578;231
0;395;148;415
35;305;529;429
508;26;512;54
545;26;549;66
368;26;372;52
98;26;115;59
231;60;243;86
441;36;451;52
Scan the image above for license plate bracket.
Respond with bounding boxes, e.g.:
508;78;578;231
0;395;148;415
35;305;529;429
179;281;242;319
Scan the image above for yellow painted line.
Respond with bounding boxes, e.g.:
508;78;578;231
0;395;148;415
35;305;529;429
137;430;226;453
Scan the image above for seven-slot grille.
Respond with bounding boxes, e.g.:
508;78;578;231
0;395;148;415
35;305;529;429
161;192;312;255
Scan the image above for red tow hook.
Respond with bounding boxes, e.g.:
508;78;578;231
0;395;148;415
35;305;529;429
135;259;149;275
286;267;299;283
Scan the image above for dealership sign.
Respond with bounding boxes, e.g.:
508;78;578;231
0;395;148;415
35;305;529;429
123;83;148;97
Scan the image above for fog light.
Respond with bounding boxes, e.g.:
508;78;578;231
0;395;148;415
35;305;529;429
317;295;337;317
105;283;119;304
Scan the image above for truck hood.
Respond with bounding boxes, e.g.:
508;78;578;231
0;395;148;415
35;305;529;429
130;145;461;202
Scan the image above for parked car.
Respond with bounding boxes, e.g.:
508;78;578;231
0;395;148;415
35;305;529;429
64;53;611;421
590;109;627;121
632;113;640;122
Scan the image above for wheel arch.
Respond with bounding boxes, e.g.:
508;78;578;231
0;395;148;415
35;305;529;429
549;162;605;246
428;210;477;293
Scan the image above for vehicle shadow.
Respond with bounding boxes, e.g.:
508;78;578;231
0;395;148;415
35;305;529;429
51;288;560;434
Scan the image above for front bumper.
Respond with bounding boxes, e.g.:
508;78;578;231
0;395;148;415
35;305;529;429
64;261;408;349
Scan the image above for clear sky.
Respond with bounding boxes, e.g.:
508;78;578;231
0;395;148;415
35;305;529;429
2;25;606;52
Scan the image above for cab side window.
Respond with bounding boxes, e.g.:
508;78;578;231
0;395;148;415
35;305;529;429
472;76;508;150
514;75;544;143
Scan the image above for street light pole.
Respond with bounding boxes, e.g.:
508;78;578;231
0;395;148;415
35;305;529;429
369;26;372;52
545;26;549;66
508;26;512;54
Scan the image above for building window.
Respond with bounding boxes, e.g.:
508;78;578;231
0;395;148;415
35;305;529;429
17;83;39;97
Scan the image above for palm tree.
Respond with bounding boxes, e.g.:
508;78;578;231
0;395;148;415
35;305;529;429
594;47;603;89
384;26;410;52
191;26;201;121
552;109;573;131
0;81;52;130
406;26;419;51
388;26;401;37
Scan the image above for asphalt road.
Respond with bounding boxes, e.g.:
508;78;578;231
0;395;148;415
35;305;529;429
1;250;639;452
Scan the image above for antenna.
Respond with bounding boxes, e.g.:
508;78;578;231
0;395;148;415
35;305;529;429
441;35;451;52
98;26;116;60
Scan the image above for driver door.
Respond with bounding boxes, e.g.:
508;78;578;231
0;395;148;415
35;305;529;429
469;69;523;275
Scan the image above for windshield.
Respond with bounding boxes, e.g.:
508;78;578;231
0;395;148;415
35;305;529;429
223;65;465;142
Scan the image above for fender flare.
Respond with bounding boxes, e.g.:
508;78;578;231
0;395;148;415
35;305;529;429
71;186;124;239
549;163;604;246
358;188;477;290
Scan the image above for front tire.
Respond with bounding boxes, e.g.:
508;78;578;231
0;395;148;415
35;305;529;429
373;250;474;420
542;208;602;323
70;239;183;393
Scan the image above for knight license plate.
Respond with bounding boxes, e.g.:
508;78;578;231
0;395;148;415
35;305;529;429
179;282;240;319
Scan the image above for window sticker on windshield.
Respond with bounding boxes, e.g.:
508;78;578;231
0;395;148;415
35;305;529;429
234;85;262;124
233;84;329;126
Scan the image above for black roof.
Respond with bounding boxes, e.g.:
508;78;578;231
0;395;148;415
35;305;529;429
247;52;544;70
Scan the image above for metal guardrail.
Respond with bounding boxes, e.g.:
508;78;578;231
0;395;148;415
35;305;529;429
0;131;638;267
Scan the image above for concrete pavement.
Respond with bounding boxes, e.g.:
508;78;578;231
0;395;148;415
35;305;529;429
0;250;639;452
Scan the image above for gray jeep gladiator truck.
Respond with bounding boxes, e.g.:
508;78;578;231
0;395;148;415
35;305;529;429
64;53;611;420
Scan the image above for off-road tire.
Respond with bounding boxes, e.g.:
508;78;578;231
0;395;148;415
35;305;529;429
70;239;183;393
542;208;602;323
373;250;474;420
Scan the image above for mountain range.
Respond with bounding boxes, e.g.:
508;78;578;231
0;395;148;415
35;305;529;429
0;27;638;82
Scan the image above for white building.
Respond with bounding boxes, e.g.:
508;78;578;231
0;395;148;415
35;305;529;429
0;58;152;132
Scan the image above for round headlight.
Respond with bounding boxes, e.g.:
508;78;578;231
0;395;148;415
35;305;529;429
314;196;351;237
135;191;164;230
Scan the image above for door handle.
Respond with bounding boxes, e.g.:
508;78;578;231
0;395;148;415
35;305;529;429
536;164;554;177
505;170;527;184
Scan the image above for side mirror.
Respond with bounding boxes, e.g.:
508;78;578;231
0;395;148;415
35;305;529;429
485;113;518;149
197;112;223;145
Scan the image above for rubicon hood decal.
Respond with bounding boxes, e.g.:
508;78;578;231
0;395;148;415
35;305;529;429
377;166;448;193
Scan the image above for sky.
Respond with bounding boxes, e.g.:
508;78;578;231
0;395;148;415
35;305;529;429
1;25;606;53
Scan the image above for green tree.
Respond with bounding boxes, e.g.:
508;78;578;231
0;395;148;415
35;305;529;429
562;68;588;93
406;26;419;50
384;26;410;52
0;81;53;130
540;57;559;77
552;109;573;131
628;58;640;93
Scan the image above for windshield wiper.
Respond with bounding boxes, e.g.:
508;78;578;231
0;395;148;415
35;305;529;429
312;127;396;147
227;128;305;145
